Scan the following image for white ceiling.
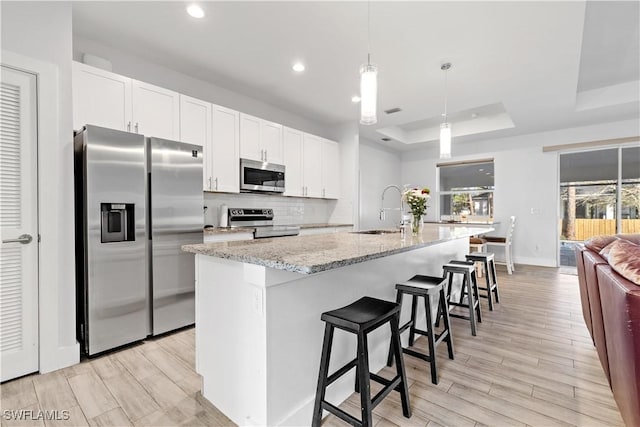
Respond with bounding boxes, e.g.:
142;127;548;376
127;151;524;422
72;1;640;151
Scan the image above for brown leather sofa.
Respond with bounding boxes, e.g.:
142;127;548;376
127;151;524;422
575;234;640;427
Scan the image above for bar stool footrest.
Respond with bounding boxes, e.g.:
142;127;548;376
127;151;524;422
403;347;433;363
371;376;402;409
327;358;357;386
322;401;362;427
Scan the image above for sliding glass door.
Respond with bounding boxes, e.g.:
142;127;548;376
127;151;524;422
559;146;640;267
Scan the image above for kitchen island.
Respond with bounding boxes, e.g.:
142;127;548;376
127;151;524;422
182;224;492;426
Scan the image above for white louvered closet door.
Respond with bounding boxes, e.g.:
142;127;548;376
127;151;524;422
0;66;38;382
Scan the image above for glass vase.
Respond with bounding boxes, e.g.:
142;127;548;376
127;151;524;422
412;213;423;235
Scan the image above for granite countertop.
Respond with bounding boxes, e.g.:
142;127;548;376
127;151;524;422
203;223;353;235
184;224;492;274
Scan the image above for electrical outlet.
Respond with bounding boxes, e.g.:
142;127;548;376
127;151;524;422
252;288;263;315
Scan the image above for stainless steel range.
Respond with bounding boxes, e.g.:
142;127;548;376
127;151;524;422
228;208;300;238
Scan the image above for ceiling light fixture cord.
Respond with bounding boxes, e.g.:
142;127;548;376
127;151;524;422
367;0;371;64
444;65;448;120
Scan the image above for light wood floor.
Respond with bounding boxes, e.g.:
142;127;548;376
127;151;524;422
0;265;625;427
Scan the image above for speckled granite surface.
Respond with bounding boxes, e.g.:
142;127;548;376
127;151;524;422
184;225;492;274
203;223;353;235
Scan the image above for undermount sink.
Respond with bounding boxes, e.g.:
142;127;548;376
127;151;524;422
352;229;400;235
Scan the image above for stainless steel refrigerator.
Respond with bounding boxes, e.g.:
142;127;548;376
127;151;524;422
75;125;203;356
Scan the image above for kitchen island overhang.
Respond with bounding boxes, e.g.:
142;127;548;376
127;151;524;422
183;225;492;426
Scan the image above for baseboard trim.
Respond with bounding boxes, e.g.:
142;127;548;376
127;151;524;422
39;341;80;374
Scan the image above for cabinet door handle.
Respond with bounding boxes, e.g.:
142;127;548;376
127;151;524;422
127;121;131;132
264;150;268;162
134;122;139;133
214;177;218;190
323;188;326;197
208;177;212;190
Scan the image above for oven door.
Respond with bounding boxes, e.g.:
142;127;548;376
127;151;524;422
240;159;285;193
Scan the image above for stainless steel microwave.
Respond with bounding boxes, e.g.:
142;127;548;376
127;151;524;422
240;158;285;193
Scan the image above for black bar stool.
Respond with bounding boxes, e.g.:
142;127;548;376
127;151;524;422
438;261;482;336
311;297;411;427
465;252;500;310
385;275;454;385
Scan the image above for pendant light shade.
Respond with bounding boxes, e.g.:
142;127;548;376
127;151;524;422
360;63;378;125
440;122;452;159
439;62;452;159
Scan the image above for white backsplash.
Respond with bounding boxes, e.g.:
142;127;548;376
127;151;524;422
203;192;338;226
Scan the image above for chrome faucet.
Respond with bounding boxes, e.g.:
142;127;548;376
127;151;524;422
380;185;405;228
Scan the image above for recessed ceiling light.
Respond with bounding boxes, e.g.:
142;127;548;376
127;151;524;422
187;4;204;18
471;113;479;119
479;168;484;172
351;95;361;103
486;172;491;175
292;62;305;72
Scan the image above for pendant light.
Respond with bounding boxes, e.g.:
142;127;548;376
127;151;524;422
440;62;452;159
360;0;377;125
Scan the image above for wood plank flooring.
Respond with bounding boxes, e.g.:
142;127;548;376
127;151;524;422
0;265;625;426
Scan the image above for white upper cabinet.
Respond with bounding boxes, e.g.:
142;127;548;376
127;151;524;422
302;133;323;198
210;104;240;193
179;95;212;191
239;113;262;161
72;62;132;132
321;139;340;199
132;80;180;140
261;120;283;164
283;127;304;197
73;62;179;140
239;113;283;164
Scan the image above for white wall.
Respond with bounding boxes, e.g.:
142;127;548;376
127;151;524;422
1;1;79;372
401;118;640;267
73;37;334;140
359;138;402;230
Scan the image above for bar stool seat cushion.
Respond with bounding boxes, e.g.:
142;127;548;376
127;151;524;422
470;237;487;244
321;297;399;332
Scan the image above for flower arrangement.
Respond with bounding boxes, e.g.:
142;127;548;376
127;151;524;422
403;187;430;234
403;187;431;216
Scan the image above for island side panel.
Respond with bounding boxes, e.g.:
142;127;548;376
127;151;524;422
196;254;269;426
264;237;468;426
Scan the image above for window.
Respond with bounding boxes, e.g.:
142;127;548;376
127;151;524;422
558;145;640;267
438;159;495;221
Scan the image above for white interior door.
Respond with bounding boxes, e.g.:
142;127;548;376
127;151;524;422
0;65;39;382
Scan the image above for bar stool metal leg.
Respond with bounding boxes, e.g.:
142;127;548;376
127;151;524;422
471;270;482;323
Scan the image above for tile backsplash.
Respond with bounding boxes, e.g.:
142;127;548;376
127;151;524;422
203;192;338;226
